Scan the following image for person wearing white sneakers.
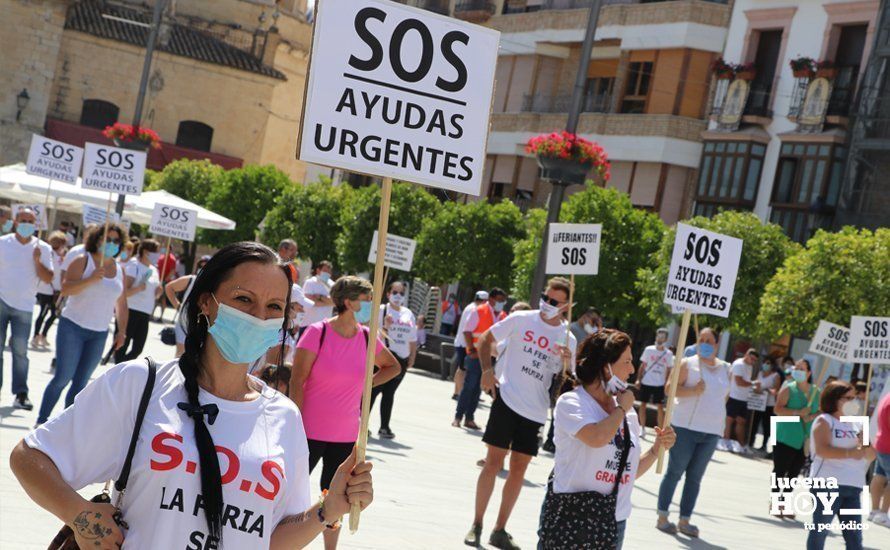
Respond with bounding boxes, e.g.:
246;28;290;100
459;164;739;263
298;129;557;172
871;391;890;527
720;348;758;454
31;231;67;350
635;328;673;437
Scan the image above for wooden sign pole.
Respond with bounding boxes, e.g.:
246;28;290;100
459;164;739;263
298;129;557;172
863;364;874;416
351;177;393;532
39;178;53;239
99;192;113;267
657;308;692;473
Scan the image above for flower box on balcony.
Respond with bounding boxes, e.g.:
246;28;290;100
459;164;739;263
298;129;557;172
104;123;161;151
527;131;610;186
816;67;838;79
789;57;816;79
792;68;815;79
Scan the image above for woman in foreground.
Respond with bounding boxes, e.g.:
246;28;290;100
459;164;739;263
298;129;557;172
11;242;373;549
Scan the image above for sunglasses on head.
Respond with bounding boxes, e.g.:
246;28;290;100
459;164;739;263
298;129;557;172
540;293;563;307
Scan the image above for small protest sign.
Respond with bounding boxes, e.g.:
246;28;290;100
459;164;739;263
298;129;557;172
81;142;146;195
848;316;890;364
12;204;48;230
149;203;198;242
663;223;743;318
545;223;601;275
368;231;416;271
26;135;83;184
809;320;850;363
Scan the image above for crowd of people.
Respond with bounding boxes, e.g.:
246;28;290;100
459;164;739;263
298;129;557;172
1;207;889;550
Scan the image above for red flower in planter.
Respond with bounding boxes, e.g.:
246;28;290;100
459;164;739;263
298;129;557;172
526;131;610;181
103;122;162;149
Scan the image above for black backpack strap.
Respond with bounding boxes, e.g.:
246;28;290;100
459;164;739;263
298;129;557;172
114;357;157;493
610;417;632;496
319;322;327;352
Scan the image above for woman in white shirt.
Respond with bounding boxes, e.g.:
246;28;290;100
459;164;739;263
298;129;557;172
370;281;417;439
31;231;67;349
748;356;782;452
656;327;731;538
540;330;676;549
807;381;876;550
36;224;129;425
114;239;162;363
12;242;374;549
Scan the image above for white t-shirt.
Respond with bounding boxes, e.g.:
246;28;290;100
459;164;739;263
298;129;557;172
61;243;86;271
26;360;312;549
756;370;781;406
729;359;753;401
553;388;642;521
0;234;53;312
640;345;673;387
125;261;161;315
453;302;477;348
809;414;869;488
379;303;417;359
37;248;65;295
300;276;332;327
489;310;577;424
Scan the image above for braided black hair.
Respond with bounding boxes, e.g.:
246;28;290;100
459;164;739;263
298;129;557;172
178;241;292;541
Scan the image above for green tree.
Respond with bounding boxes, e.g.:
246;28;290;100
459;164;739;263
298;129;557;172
145;159;221;207
510;208;547;298
336;182;440;275
636;210;800;336
757;227;890;339
512;185;665;326
415;199;525;289
262;180;351;265
203;165;292;247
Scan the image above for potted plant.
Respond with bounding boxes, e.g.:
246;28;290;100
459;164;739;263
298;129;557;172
711;57;735;80
734;62;757;81
816;59;838;79
103;122;162;151
526;131;610;185
789;56;816;79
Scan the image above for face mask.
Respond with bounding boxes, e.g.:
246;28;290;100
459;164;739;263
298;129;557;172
389;293;404;306
15;223;36;238
841;400;860;416
791;369;807;383
605;364;628;395
207;296;283;364
103;242;120;258
584;323;598;335
119;252;128;261
539;299;561;320
355;301;372;324
697;343;715;358
1;220;12;233
319;272;331;283
761;364;771;372
493;301;505;313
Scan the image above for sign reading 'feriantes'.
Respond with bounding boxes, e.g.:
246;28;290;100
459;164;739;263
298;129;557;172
298;0;499;195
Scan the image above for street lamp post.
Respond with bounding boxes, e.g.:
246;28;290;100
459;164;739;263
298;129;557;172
529;0;602;301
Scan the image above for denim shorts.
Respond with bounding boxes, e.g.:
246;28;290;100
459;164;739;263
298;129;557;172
876;451;890;477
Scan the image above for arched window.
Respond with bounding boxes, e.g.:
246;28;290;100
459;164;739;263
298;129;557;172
80;99;119;129
176;121;214;152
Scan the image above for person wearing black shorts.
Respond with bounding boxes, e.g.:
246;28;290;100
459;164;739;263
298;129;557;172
463;278;577;550
636;328;674;436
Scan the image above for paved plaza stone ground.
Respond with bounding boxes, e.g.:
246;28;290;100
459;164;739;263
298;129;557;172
2;314;889;549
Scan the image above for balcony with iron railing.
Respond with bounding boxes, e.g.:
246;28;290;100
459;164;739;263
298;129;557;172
521;92;612;113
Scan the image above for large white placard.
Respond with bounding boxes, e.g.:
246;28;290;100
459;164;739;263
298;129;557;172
12;204;48;230
26;135;83;184
149;203;198;242
663;223;743;318
368;231;416;271
298;0;499;195
848;316;890;364
809;320;850;362
82;204;119;226
81;142;146;195
545;223;601;275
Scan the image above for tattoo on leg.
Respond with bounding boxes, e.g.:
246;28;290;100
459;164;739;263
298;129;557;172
73;511;113;541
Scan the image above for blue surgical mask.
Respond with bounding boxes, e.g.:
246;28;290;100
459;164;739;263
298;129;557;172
761;364;771;372
389;293;404;306
697;343;715;358
319;272;331;283
103;242;120;258
355;301;372;324
119;252;129;261
791;370;807;383
15;223;36;238
1;220;12;233
207;296;283;364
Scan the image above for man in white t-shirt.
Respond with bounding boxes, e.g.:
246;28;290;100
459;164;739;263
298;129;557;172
463;278;576;549
451;291;486;399
636;328;674;435
299;260;334;333
721;348;758;453
0;208;53;410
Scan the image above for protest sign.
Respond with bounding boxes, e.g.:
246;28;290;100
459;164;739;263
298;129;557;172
26;135;83;184
82;204;120;226
848;316;890;364
747;391;768;412
809;320;850;363
545;223;601;275
81;142;146;195
150;203;198;242
12;204;48;230
298;0;499;195
368;231;416;271
663;223;743;318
